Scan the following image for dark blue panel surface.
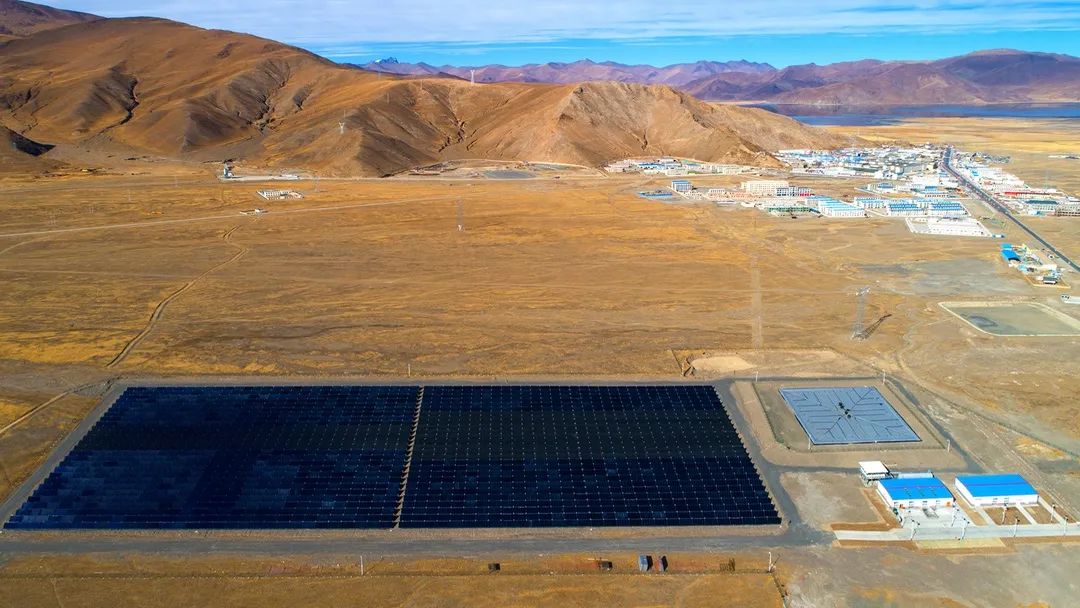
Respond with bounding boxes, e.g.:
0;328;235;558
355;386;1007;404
5;386;417;529
400;385;779;527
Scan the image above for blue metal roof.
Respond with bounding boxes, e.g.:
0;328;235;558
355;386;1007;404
1002;250;1021;262
956;474;1037;498
880;477;952;501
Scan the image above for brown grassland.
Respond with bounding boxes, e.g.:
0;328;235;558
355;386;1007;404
0;116;1078;606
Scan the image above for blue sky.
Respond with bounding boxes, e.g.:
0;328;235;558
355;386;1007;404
50;1;1080;67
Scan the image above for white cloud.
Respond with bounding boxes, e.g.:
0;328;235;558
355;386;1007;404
47;0;1080;45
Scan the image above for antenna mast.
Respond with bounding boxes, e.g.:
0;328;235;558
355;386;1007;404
851;287;870;340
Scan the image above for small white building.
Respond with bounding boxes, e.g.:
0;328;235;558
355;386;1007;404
671;179;693;193
859;461;892;484
955;474;1039;507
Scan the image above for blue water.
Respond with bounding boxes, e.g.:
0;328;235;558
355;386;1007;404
752;103;1080;126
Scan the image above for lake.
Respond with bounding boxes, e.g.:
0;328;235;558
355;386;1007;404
751;103;1080;126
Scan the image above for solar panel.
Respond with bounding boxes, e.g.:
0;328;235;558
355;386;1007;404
5;386;417;529
400;385;779;527
779;386;920;445
6;384;780;530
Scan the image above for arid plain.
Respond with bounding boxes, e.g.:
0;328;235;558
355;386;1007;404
1;114;1079;605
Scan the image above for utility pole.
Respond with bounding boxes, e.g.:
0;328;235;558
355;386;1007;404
851;287;870;340
456;199;464;232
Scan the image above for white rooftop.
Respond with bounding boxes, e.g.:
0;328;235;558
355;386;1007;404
859;461;890;476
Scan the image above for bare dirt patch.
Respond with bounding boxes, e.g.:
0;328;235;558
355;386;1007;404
780;472;882;530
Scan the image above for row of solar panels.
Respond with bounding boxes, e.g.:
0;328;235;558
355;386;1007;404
6;385;780;529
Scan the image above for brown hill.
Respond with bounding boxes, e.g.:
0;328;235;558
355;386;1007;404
0;0;98;37
0;17;841;176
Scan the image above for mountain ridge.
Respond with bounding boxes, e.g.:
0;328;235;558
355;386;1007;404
363;50;1080;104
0;0;98;37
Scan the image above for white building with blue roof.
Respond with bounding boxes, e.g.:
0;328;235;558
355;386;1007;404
670;179;693;193
955;474;1039;507
876;475;954;510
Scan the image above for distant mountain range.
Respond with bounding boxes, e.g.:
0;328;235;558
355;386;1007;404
357;58;776;87
361;50;1080;104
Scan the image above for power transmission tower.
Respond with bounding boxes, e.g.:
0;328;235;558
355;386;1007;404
851;287;870;340
456;199;464;232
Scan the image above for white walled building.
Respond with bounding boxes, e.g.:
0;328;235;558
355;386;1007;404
742;179;790;196
877;475;954;510
670;179;693;193
906;217;992;238
955;474;1039;507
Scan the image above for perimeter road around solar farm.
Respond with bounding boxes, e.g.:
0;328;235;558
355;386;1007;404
0;383;781;531
778;386;920;445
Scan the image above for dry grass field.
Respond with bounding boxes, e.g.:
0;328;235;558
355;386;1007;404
0;553;786;608
1;140;1078;606
1;168;1077;460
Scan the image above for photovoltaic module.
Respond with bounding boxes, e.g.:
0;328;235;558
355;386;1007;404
5;384;779;529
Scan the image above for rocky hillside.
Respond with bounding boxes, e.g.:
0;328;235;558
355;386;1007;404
0;15;841;176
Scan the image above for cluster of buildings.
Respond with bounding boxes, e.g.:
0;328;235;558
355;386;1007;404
606;158;749;176
669;179;815;205
951;156;1080;216
778;146;940;180
861;462;1052;520
1000;243;1063;285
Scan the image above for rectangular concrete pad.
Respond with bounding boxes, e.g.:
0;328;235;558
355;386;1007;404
778;386;920;445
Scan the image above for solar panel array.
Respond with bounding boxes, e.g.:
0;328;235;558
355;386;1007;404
5;384;779;529
778;386;921;445
402;385;778;527
5;386;416;529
